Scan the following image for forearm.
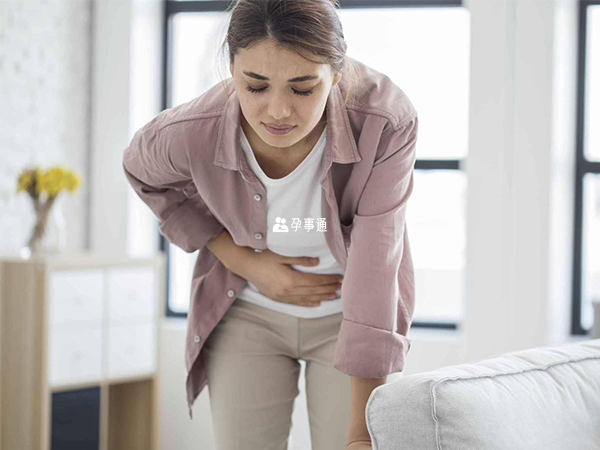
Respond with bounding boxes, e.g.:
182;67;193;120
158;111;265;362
205;228;253;275
347;375;387;445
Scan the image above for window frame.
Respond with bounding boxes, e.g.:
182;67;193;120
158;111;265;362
572;0;600;336
161;0;464;332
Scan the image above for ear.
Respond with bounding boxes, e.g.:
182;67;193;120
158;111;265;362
229;61;234;77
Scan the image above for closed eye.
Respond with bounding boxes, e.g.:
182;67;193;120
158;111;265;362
245;85;314;97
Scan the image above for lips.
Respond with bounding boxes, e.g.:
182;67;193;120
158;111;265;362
263;123;296;135
265;123;294;130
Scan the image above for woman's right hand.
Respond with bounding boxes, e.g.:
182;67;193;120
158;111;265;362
232;248;344;307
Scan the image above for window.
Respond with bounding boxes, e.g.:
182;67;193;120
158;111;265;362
572;0;600;335
162;0;468;332
338;4;469;329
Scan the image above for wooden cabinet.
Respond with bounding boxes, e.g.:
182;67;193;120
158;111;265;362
0;252;165;450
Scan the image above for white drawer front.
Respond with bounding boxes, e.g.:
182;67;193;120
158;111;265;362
49;269;104;327
48;325;103;386
107;321;156;379
107;266;157;322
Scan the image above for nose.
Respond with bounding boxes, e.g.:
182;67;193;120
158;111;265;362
267;91;292;120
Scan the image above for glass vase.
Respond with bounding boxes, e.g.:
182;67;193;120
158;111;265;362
20;195;67;259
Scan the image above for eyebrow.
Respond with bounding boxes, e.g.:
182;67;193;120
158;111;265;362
242;71;319;83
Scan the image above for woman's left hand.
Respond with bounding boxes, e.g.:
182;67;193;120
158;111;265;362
346;440;372;450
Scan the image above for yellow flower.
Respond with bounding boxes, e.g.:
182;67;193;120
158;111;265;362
16;171;33;192
16;167;42;194
64;170;82;192
17;165;82;198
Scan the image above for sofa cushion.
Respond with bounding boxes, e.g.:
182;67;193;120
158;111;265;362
366;338;600;450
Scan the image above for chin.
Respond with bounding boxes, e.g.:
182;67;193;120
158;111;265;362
263;136;293;148
261;129;297;142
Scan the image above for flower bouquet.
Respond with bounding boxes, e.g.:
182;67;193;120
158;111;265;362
16;165;82;258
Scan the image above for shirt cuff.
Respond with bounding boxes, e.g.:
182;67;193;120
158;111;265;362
333;317;412;378
158;194;226;253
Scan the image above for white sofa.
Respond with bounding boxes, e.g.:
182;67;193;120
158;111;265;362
365;338;600;450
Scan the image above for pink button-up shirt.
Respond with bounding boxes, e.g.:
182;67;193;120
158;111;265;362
122;58;418;420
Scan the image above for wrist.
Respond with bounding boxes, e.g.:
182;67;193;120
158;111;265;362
225;245;254;278
206;229;248;274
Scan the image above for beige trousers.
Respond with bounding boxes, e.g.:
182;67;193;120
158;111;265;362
202;298;352;450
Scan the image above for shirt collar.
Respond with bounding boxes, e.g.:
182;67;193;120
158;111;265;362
213;80;361;170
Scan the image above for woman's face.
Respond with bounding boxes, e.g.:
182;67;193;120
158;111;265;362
230;39;341;152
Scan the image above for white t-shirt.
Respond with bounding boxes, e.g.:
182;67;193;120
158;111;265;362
236;125;344;318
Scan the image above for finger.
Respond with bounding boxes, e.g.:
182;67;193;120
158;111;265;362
293;273;344;287
283;256;319;266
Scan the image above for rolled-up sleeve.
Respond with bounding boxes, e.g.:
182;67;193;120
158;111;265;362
333;115;418;378
122;118;225;253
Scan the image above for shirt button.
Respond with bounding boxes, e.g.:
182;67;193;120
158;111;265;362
227;289;236;298
194;335;201;343
254;194;262;201
254;232;263;240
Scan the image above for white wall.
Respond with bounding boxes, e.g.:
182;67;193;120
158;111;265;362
0;0;92;256
90;0;162;257
463;0;581;364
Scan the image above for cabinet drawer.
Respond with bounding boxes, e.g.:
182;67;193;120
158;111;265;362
48;325;103;386
106;321;156;379
49;269;104;327
107;266;157;322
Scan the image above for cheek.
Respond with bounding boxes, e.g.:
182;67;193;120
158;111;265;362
251;97;268;116
240;97;261;120
302;98;325;122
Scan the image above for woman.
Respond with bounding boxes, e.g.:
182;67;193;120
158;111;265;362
123;0;418;449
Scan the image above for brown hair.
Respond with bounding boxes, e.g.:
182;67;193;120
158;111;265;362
215;0;367;108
